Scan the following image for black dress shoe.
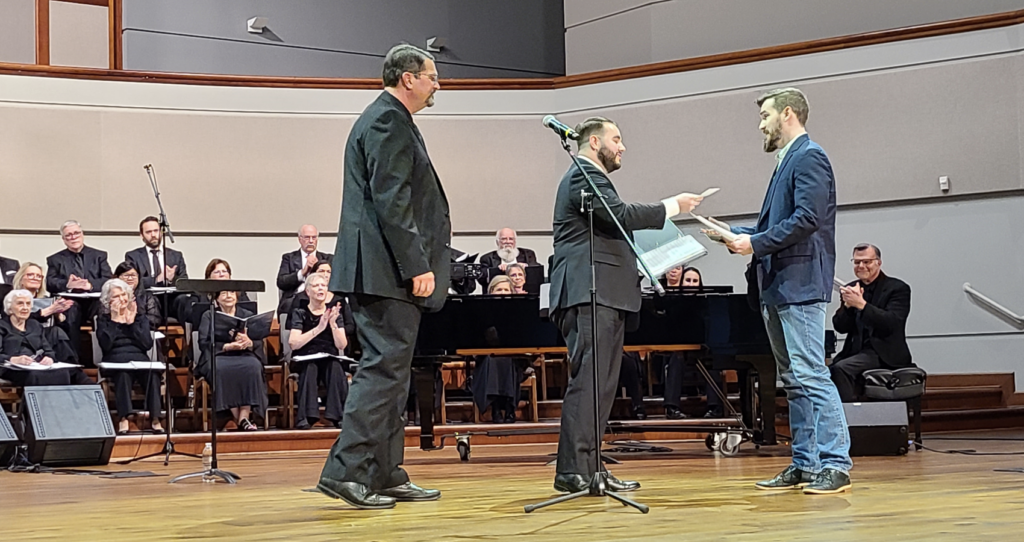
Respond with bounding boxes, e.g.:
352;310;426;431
803;468;852;495
332;419;344;429
604;471;641;492
294;419;311;430
378;481;441;502
630;407;647;420
703;408;725;419
316;479;396;509
665;406;688;420
553;473;590;493
755;465;817;490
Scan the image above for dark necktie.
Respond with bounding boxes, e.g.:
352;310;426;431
72;252;85;278
151;249;162;284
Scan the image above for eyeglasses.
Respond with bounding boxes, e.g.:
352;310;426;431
299;235;318;241
120;273;139;280
23;273;43;279
414;72;439;83
62;231;83;240
851;258;879;266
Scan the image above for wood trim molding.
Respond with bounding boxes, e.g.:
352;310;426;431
56;0;110;6
34;0;49;66
108;0;122;70
4;8;1024;90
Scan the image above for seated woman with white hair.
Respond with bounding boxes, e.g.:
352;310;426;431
0;289;80;387
288;271;353;429
95;278;164;434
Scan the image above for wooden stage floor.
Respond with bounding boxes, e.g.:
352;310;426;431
4;431;1024;541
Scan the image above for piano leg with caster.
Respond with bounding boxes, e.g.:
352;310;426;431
411;360;440;450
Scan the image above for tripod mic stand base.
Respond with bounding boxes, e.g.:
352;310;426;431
117;438;202;466
169;468;241;484
524;473;649;514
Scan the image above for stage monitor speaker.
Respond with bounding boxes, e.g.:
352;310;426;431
844;401;909;456
0;410;18;465
22;385;115;467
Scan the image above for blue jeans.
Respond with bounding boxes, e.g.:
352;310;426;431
762;302;852;474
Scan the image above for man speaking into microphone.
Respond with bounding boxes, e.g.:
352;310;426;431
547;116;703;493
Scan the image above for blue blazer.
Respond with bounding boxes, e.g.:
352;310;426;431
733;134;836;307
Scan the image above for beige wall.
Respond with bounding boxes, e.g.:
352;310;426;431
564;0;1024;75
0;0;35;64
49;0;108;69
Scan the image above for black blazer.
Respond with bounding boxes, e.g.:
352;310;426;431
0;256;19;285
330;91;451;312
196;306;263;379
549;159;665;313
477;248;539;289
276;249;332;314
833;273;912;368
0;318;55;363
46;246;112;293
125;246;189;288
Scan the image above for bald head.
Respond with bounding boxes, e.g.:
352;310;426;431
298;225;319;253
496;228;517;250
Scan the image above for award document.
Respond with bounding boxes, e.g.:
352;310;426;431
633;220;708;277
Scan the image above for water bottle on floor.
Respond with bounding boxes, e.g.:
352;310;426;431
202;443;213;482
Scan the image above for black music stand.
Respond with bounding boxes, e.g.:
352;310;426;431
170;278;265;485
525;137;663;514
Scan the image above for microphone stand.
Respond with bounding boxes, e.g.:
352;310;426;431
120;164;201;465
525;137;661;515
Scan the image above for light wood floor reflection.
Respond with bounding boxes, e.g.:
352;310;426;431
3;432;1024;541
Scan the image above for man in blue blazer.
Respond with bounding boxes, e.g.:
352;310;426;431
721;88;852;494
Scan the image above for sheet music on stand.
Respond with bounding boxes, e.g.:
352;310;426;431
632;219;708;277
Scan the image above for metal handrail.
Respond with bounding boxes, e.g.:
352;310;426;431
963;283;1024;329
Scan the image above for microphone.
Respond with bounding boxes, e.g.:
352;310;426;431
542;115;579;141
144;164;152;170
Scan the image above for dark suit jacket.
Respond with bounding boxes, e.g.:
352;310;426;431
478;248;539;289
733;134;836;307
479;248;538;270
0;256;20;285
833;273;912;368
330;91;451;311
549;158;666;313
45;246;112;293
0;318;55;363
276;249;332;313
125;246;189;288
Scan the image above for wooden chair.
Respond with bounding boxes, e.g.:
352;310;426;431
472;373;539;423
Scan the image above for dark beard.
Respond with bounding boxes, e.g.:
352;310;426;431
145;238;161;248
763;121;783;153
597;145;621;173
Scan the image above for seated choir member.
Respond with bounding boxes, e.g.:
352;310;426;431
114;261;162;330
477;228;538;288
12;262;82;366
0;289;85;387
180;258;253;328
125;216;190;323
506;263;528;294
197;284;268;431
96;278;163;434
276;225;331;318
0;253;19;285
662;267;726;419
45;220;113;361
471;275;528;423
618;351;646;419
830;244;912;402
288;272;352;429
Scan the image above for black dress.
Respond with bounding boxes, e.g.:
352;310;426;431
471;355;526;420
289;296;353;425
197;307;268;418
0;318;73;387
95;313;162;419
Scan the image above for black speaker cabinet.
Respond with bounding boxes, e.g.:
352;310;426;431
843;401;910;456
0;410;18;465
22;385;116;467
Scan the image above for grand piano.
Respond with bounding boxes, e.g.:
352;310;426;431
411;290;833;451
